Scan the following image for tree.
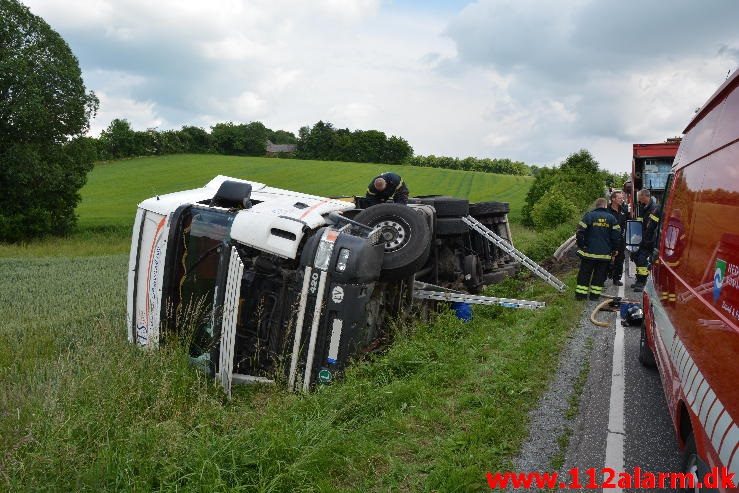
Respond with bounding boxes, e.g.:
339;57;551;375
0;0;98;241
178;126;212;153
521;150;608;228
98;119;136;159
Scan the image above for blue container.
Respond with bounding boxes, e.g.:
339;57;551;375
451;302;473;322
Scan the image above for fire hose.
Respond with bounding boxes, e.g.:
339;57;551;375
589;294;640;328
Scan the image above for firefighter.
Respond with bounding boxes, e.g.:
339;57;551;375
365;172;409;206
606;190;628;286
632;189;660;292
575;197;621;300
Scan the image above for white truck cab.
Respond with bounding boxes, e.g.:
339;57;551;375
127;175;523;394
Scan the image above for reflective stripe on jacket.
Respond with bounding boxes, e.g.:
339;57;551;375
576;207;621;260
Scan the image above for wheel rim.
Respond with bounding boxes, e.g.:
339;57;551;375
376;219;409;252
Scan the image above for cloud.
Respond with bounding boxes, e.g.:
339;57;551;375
440;0;739;169
22;0;739;172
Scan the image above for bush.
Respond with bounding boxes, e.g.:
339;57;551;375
520;222;577;262
522;150;609;227
530;189;578;229
296;121;413;164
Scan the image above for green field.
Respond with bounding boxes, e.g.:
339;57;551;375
2;155;532;258
0;156;585;491
79;154;532;228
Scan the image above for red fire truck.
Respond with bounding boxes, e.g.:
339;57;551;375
628;139;680;215
639;68;739;490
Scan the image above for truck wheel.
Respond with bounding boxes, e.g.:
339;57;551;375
638;321;656;368
469;201;509;216
435;217;469;236
355;204;431;281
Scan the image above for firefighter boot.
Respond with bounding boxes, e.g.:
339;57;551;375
632;275;647;292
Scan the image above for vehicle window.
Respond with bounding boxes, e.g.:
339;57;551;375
689;143;739;310
668;165;704;287
653;173;674;248
177;208;234;368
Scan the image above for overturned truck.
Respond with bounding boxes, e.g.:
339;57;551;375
127;176;556;394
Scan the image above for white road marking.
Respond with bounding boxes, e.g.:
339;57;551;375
604;281;626;492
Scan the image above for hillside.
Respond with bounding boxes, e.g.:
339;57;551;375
77;154;533;228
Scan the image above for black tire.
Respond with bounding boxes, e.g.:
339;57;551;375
354;204;431;281
435;217;469;236
680;434;716;492
638;321;656;368
431;196;469;217
469;201;509;216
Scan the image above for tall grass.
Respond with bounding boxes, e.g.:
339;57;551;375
0;254;582;491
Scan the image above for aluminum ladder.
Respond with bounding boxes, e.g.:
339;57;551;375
461;216;567;292
412;281;545;309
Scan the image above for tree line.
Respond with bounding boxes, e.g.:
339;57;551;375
86;119;297;160
85;118;536;175
407;155;530;175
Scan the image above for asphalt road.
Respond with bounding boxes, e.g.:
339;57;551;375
563;270;682;492
513;265;682;492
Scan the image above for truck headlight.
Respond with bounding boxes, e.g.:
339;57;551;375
336;248;351;272
315;229;338;271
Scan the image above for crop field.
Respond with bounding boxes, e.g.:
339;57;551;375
78;155;532;227
0;155;585;491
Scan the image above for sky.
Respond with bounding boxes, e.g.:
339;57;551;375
21;0;739;173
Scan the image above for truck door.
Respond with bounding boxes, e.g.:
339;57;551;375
129;209;170;347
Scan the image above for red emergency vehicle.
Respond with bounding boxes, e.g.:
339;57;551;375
640;68;739;491
628;139;680;216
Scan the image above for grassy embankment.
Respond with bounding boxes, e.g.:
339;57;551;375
0;155;584;491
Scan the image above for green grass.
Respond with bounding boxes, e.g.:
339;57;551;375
2;155;532;259
0;155;586;491
0;254;582;492
79;155;531;228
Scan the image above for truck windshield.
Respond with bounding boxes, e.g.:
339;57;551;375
176;208;233;370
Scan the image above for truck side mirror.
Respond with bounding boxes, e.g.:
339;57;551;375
625;220;642;252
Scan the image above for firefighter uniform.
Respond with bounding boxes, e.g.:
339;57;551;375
606;203;629;284
365;172;409;206
576;207;621;300
633;197;660;291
